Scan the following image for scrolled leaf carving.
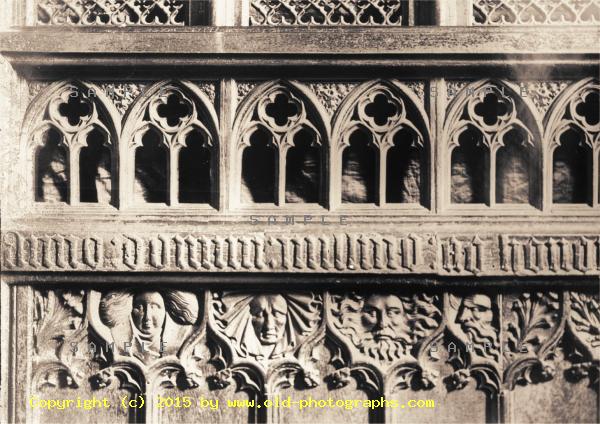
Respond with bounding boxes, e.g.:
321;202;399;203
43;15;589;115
565;291;600;386
32;289;88;389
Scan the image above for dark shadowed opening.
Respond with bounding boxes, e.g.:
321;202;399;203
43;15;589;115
35;127;68;203
178;130;211;204
79;128;112;203
386;129;423;204
342;130;377;203
451;128;489;204
134;129;168;203
285;129;320;203
496;129;531;204
241;128;276;204
553;129;592;204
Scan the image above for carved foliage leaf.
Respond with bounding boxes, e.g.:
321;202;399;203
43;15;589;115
33;289;87;388
505;292;561;357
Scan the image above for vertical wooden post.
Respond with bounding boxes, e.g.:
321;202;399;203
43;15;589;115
218;79;236;211
210;0;249;26
69;147;79;205
169;147;178;206
437;0;473;26
432;79;446;213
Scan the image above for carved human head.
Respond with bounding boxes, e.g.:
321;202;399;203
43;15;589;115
457;294;494;329
249;294;288;345
360;294;406;341
131;291;166;336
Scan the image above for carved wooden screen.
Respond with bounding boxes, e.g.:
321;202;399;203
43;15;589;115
0;1;599;424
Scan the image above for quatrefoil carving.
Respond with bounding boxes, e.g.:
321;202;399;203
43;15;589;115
148;90;194;132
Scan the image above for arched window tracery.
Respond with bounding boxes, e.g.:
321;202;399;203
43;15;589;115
545;78;599;207
25;81;119;206
121;81;219;207
233;81;329;207
333;80;430;208
445;80;542;209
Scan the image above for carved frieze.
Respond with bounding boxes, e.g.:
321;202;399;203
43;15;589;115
4;231;600;275
499;235;600;274
11;285;599;419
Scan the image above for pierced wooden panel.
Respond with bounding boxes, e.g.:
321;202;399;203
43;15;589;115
250;0;405;26
473;0;600;25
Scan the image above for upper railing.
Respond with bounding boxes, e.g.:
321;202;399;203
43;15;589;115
18;0;600;27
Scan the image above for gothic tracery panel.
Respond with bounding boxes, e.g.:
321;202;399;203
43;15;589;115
25;81;120;205
545;78;599;206
36;0;207;25
333;80;430;207
445;80;542;208
121;81;219;207
250;0;405;26
473;0;600;25
233;81;328;206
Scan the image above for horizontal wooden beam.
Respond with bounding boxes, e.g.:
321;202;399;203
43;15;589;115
0;26;598;55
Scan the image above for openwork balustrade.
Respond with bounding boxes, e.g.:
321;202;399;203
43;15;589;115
18;78;600;211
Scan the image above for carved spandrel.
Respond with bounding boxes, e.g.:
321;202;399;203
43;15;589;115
328;292;441;364
445;293;501;393
565;291;600;387
502;292;563;388
33;289;89;390
210;291;322;363
208;291;324;397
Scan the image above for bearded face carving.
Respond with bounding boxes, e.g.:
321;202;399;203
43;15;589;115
454;294;500;362
331;293;413;362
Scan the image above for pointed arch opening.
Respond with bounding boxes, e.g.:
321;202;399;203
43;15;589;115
285;128;321;203
342;129;377;203
451;128;490;205
241;127;277;204
386;128;425;204
495;128;532;204
35;127;68;203
134;129;168;204
79;128;112;203
552;129;593;204
178;129;212;204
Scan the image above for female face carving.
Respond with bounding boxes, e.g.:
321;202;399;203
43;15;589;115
249;295;288;345
131;292;166;336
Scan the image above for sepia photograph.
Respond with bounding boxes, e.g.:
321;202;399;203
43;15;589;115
0;0;599;423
